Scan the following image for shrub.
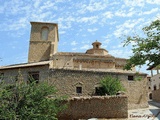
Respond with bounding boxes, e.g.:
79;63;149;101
98;76;125;95
0;79;66;120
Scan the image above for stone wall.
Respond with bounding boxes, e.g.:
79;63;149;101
0;65;49;83
52;53;137;72
28;22;58;63
29;41;51;62
150;73;160;90
49;69;148;109
152;88;160;102
1;67;148;109
58;96;128;120
30;22;57;42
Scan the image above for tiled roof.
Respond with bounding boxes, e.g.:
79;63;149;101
0;61;51;70
52;68;147;75
54;52;114;57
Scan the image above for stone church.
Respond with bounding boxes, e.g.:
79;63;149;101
0;22;148;109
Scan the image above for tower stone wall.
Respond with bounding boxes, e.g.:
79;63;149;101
28;22;59;63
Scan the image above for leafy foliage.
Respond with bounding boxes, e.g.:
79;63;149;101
98;76;125;95
0;79;66;120
123;19;160;70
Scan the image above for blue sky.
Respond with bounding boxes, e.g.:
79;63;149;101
0;0;160;74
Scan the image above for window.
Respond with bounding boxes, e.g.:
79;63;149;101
149;93;152;99
128;76;134;81
95;87;103;95
28;72;39;83
154;85;156;90
0;73;4;82
148;87;151;89
96;44;99;48
41;27;49;40
76;87;82;94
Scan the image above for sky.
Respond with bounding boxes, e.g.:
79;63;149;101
0;0;160;74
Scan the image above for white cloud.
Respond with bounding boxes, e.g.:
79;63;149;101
113;18;144;38
77;16;98;24
87;28;98;32
112;43;124;49
103;11;114;19
115;9;136;17
103;39;110;44
80;45;90;50
34;0;42;8
143;8;159;15
78;0;108;14
39;1;56;10
146;0;160;5
71;41;78;46
72;48;77;51
101;39;110;49
109;49;132;58
59;31;66;34
124;0;145;7
86;1;108;12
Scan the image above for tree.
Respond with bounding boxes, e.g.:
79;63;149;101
123;19;160;70
0;78;66;120
97;76;125;95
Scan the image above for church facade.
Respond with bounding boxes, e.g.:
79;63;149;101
0;22;148;109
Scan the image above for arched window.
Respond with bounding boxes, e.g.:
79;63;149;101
154;85;157;90
149;93;152;99
41;27;49;40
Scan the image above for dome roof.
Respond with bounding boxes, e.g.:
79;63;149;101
86;40;109;55
92;40;102;46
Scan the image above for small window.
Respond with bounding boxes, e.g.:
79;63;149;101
0;73;4;82
128;76;134;81
28;71;39;83
41;27;49;40
149;93;152;99
96;44;99;48
148;87;151;89
154;85;156;90
76;87;82;94
95;87;103;95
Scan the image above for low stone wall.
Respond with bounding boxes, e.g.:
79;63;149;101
152;88;160;102
58;96;128;120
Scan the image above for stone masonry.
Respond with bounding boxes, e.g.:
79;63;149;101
152;88;160;102
58;96;128;120
28;22;59;63
49;69;148;109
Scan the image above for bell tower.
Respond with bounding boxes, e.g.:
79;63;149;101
28;22;59;63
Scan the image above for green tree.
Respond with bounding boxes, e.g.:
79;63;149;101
0;79;66;120
123;19;160;70
98;76;125;95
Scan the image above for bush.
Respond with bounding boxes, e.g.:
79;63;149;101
0;79;66;120
98;76;125;95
